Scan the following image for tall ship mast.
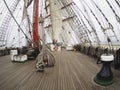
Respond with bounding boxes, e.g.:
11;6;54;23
32;0;40;48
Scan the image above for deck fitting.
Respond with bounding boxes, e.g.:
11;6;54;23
94;53;114;86
94;76;113;86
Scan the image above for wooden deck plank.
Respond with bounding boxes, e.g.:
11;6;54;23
0;50;120;90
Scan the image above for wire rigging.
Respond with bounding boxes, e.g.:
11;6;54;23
3;0;32;44
5;4;23;45
82;1;106;31
81;0;114;48
106;0;120;23
54;0;80;44
73;2;100;45
115;0;120;8
0;0;21;47
27;0;34;8
0;0;12;15
55;0;82;43
59;0;92;45
90;0;119;42
91;0;113;30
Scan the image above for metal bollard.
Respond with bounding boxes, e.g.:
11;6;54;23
94;53;114;85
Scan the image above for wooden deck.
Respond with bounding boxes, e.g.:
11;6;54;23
0;50;120;90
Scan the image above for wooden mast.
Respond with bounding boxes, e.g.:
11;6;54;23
33;0;40;47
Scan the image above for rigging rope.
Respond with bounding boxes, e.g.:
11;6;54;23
0;0;21;46
59;0;92;45
82;1;104;30
3;0;32;43
27;0;34;8
91;0;113;30
115;0;120;8
5;19;15;46
26;14;32;39
5;5;22;45
73;2;100;45
6;4;21;41
90;0;119;42
59;1;86;44
10;36;24;47
106;0;120;23
0;0;13;15
82;0;114;49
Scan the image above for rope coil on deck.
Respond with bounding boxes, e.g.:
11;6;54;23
36;46;55;71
